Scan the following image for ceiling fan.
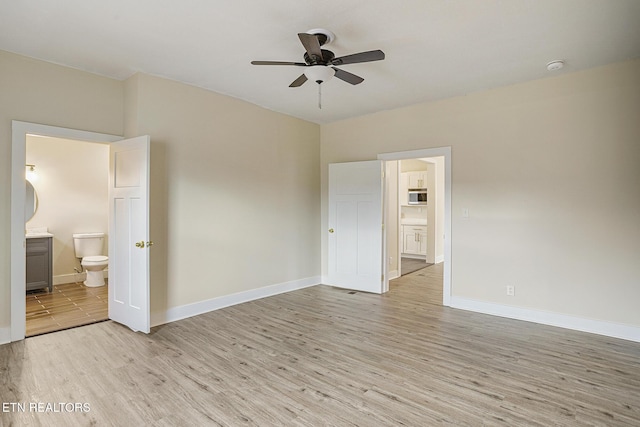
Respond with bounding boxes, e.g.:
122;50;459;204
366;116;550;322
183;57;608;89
251;29;384;106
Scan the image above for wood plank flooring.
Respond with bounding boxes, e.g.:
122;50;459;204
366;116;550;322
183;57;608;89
400;257;434;276
2;266;640;426
25;281;108;337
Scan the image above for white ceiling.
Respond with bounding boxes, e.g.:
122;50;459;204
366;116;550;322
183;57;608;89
1;1;639;124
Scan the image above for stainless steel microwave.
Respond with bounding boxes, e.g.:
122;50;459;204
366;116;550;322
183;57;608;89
408;189;427;205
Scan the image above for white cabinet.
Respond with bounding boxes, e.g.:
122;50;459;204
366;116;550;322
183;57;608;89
400;171;427;205
407;171;427;189
402;225;427;256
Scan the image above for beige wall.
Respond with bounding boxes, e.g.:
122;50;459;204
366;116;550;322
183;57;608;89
26;136;109;278
401;159;428;173
2;50;320;336
2;46;638;338
0;50;123;331
123;74;321;318
321;59;640;327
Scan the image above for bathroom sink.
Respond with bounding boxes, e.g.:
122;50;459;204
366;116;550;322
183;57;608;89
26;232;54;239
26;227;54;238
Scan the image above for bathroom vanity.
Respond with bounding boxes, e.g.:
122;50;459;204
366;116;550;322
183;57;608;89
26;234;53;292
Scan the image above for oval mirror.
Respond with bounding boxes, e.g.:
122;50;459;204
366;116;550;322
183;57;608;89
25;180;38;222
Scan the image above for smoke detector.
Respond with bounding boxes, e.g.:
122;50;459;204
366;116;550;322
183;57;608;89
546;60;565;71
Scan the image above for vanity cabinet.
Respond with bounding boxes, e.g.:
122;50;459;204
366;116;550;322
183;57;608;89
26;237;53;292
402;225;427;256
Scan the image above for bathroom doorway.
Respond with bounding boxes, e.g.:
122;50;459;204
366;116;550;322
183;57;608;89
11;121;152;341
25;135;110;336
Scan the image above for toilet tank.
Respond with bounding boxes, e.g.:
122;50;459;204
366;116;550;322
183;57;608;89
73;232;105;258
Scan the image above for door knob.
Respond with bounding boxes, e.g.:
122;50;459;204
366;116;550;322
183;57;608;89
135;241;145;248
328;228;334;233
146;241;154;248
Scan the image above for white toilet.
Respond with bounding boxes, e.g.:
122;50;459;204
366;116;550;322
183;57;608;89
73;232;108;287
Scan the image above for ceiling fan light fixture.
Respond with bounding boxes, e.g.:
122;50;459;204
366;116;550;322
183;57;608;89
304;65;335;84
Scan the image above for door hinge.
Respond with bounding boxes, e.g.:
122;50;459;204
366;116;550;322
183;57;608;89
381;274;384;282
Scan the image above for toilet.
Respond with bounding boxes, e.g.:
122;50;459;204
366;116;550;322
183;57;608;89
73;232;108;287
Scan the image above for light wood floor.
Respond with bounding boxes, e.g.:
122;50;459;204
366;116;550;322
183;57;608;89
3;266;640;426
400;257;434;276
26;281;108;337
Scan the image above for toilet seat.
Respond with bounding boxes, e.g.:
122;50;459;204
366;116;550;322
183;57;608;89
82;255;108;264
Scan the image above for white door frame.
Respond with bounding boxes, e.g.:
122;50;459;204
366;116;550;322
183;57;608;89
378;147;452;306
10;121;121;342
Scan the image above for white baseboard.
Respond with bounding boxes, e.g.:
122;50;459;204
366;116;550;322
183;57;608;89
54;270;109;285
401;254;426;260
388;270;399;280
151;276;321;327
450;296;640;343
54;272;85;285
0;327;10;345
435;255;444;264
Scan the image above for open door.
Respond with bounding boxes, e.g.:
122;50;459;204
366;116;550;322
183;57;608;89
327;160;385;294
108;135;151;333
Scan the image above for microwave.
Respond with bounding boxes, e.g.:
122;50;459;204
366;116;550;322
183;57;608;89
408;189;427;205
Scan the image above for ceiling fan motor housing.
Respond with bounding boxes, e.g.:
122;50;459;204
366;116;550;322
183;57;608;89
304;49;335;65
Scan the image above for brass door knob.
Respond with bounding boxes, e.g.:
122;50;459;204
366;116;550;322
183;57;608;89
135;241;145;248
146;241;154;247
328;228;334;233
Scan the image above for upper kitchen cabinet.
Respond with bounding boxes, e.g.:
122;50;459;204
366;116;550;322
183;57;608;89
406;171;427;189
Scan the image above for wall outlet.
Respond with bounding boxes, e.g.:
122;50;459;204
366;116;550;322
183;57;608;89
462;208;469;218
506;285;515;296
389;256;393;265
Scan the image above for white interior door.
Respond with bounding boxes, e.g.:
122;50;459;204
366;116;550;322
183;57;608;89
327;160;385;293
109;135;151;333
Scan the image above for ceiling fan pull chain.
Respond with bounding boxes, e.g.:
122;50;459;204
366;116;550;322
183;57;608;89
318;82;322;109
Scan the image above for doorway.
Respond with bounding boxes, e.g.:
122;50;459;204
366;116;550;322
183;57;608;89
379;147;451;307
10;121;120;341
25;134;110;336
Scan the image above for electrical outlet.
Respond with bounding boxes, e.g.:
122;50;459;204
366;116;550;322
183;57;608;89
389;257;393;265
506;285;515;296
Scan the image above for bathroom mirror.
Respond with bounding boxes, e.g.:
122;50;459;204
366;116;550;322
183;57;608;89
25;180;38;222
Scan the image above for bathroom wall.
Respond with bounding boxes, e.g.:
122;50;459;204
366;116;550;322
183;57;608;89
26;136;109;282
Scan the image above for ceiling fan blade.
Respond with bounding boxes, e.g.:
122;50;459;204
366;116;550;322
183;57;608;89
331;50;385;66
289;74;308;87
251;60;306;66
332;67;364;85
297;33;323;61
